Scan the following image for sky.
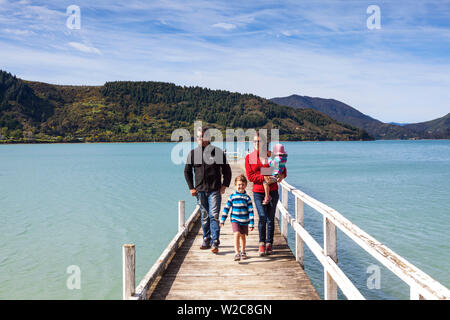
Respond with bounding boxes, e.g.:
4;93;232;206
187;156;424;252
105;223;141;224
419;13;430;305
0;0;449;123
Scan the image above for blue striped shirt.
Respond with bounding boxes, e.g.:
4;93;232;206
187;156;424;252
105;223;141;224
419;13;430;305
220;191;254;227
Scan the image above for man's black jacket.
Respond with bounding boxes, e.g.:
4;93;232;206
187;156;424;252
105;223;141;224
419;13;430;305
184;144;232;192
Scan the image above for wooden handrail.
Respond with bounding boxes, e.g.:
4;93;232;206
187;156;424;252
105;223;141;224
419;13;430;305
278;180;450;300
123;203;201;300
278;203;364;300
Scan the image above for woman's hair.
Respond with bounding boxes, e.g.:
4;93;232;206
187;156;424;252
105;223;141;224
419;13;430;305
235;174;248;185
254;131;269;149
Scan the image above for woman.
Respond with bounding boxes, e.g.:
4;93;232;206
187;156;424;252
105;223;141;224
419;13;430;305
245;132;286;256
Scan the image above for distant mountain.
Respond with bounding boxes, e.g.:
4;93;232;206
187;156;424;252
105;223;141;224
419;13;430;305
271;94;449;139
388;122;409;127
404;113;450;139
0;70;372;143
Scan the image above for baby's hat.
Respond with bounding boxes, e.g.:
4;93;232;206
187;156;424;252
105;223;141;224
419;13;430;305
273;143;287;155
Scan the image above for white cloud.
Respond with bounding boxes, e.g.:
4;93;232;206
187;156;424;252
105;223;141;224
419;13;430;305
2;28;34;36
212;22;236;30
68;42;101;55
280;30;300;37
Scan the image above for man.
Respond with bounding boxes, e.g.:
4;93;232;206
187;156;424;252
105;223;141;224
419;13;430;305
184;127;231;253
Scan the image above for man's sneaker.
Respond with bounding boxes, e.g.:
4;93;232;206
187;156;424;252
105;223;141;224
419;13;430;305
211;240;219;254
200;237;211;250
259;243;266;256
265;243;273;255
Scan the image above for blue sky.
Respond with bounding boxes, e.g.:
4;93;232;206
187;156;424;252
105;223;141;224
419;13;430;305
0;0;449;123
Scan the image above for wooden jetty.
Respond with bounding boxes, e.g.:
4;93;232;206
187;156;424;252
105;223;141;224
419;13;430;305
122;159;450;300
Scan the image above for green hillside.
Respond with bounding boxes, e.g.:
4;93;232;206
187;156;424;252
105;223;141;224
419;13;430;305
0;70;373;143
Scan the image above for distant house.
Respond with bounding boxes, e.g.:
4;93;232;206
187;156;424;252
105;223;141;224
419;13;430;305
0;134;5;140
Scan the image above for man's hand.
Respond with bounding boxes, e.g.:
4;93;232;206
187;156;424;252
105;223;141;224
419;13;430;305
220;185;226;194
219;223;224;228
250;227;254;232
190;189;197;197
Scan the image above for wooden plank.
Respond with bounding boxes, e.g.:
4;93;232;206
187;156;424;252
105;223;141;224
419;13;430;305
148;160;320;300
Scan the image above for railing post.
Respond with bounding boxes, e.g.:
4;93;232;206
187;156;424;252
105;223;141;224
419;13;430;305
295;197;305;269
324;217;338;300
122;244;135;300
275;188;280;222
178;200;185;233
410;287;425;300
281;185;289;239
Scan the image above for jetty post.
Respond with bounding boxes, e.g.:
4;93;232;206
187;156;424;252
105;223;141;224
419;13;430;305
178;200;185;233
295;197;305;269
122;244;136;300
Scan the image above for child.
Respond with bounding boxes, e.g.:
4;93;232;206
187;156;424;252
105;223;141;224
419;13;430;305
262;144;288;205
220;174;254;261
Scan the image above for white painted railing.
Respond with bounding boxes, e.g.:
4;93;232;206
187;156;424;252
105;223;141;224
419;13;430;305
277;180;450;300
122;202;201;300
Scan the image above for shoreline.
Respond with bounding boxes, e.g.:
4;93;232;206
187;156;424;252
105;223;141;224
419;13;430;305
1;138;449;145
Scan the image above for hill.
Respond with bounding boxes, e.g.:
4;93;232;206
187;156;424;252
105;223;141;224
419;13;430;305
404;113;450;139
0;70;373;143
270;94;418;139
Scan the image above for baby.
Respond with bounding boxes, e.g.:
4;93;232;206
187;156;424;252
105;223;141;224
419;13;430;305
262;144;288;205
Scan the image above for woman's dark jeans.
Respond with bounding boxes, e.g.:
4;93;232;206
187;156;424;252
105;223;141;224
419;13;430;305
253;190;279;245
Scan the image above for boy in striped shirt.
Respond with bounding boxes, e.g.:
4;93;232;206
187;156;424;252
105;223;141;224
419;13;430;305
220;174;254;261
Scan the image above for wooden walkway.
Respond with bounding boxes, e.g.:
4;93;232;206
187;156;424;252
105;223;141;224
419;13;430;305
148;161;320;300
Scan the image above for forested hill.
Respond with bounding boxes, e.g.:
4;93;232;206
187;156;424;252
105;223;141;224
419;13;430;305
0;70;372;143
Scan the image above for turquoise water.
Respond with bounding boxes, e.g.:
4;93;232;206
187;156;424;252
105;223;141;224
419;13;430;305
0;140;449;299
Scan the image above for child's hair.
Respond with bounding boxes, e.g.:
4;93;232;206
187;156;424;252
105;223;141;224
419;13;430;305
235;174;248;185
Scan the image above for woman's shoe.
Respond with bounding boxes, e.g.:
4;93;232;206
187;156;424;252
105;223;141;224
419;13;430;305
240;252;248;260
265;243;273;255
259;243;266;256
234;253;241;261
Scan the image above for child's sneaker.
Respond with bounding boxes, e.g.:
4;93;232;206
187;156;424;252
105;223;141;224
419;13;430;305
259;243;266;256
265;243;273;255
262;195;272;205
234;253;241;261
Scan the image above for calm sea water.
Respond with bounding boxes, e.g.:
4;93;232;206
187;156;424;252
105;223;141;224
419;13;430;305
0;140;449;299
